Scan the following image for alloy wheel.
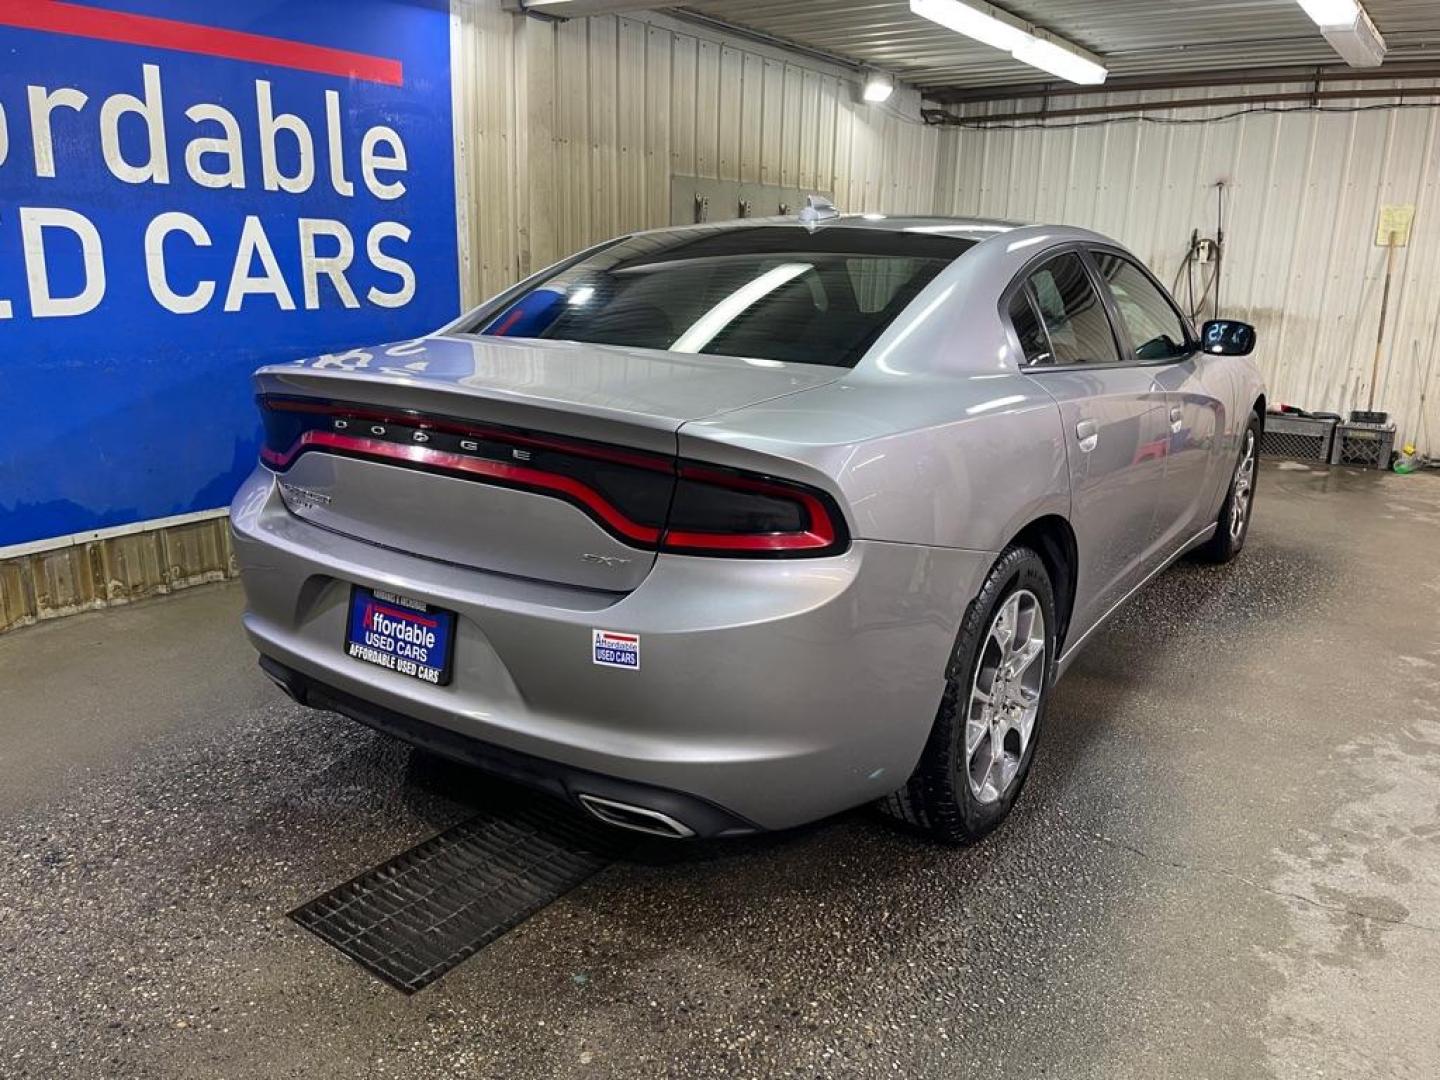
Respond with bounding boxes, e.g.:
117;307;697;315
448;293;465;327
965;589;1046;805
1230;429;1256;541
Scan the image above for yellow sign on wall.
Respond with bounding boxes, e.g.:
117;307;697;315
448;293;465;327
1376;204;1416;246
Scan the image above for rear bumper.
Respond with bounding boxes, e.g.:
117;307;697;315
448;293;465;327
230;467;992;832
259;656;759;837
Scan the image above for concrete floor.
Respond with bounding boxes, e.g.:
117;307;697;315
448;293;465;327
2;460;1439;1079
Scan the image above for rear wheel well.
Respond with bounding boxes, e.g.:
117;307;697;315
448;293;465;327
1010;515;1078;655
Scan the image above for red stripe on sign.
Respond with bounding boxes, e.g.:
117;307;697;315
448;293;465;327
0;0;404;86
366;601;438;629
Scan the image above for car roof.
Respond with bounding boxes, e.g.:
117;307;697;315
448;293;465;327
627;213;1124;254
631;213;1027;245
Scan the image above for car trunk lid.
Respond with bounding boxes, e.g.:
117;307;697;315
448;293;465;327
254;334;842;592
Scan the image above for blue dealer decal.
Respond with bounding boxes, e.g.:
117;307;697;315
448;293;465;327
592;630;640;671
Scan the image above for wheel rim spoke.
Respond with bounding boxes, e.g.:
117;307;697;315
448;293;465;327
1008;639;1044;680
966;717;988;755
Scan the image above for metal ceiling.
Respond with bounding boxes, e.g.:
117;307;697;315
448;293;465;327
672;0;1440;94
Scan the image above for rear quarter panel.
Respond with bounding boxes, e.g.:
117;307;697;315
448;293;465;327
679;370;1069;554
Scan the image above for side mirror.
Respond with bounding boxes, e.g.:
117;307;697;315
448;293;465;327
1201;319;1256;357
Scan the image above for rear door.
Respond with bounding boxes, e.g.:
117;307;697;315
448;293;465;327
1009;250;1172;643
1089;249;1226;555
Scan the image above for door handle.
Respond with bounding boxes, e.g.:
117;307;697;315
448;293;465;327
1169;406;1184;433
1075;419;1099;453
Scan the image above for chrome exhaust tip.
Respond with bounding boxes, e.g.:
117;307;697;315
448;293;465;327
577;794;695;839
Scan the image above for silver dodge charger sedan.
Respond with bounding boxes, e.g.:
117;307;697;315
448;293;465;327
232;210;1264;843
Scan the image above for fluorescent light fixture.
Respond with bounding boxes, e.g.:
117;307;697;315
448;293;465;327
1295;0;1360;26
862;71;895;103
910;0;1107;86
671;263;812;354
909;0;1027;52
1013;33;1108;85
1296;0;1387;67
1324;14;1386;66
568;285;595;305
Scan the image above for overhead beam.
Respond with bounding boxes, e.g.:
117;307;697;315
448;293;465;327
923;83;1440;125
922;61;1440;104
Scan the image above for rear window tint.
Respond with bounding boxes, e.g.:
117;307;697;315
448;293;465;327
477;227;973;368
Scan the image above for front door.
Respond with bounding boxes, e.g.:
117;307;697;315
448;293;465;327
1150;356;1226;549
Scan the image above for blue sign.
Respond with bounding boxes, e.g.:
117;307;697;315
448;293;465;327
0;0;460;547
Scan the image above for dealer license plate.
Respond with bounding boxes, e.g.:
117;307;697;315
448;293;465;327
344;586;456;686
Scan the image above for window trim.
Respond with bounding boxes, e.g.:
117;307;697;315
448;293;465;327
999;241;1199;373
1000;243;1125;370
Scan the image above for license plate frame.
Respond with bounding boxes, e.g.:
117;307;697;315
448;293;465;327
343;586;457;687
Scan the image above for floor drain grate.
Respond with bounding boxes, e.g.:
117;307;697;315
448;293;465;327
291;800;624;993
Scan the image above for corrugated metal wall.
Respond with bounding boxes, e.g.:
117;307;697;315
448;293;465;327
451;5;1440;451
940;85;1440;452
450;1;947;306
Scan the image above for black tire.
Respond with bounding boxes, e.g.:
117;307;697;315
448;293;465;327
1196;411;1261;564
881;545;1057;844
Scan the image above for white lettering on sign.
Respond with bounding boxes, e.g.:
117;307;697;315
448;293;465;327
361;126;407;200
21;207;106;318
1;63;419;319
324;90;353;198
183;103;245;189
27;85;88;179
225;215;295;312
298;217;359;309
366;222;415;308
15;66;407;196
256;79;314;195
145;212;214;314
368;609;437;649
99;63;169;185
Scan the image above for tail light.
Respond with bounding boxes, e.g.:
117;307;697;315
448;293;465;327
258;396;847;558
664;466;840;554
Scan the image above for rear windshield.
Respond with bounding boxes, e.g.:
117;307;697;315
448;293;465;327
475;226;973;367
